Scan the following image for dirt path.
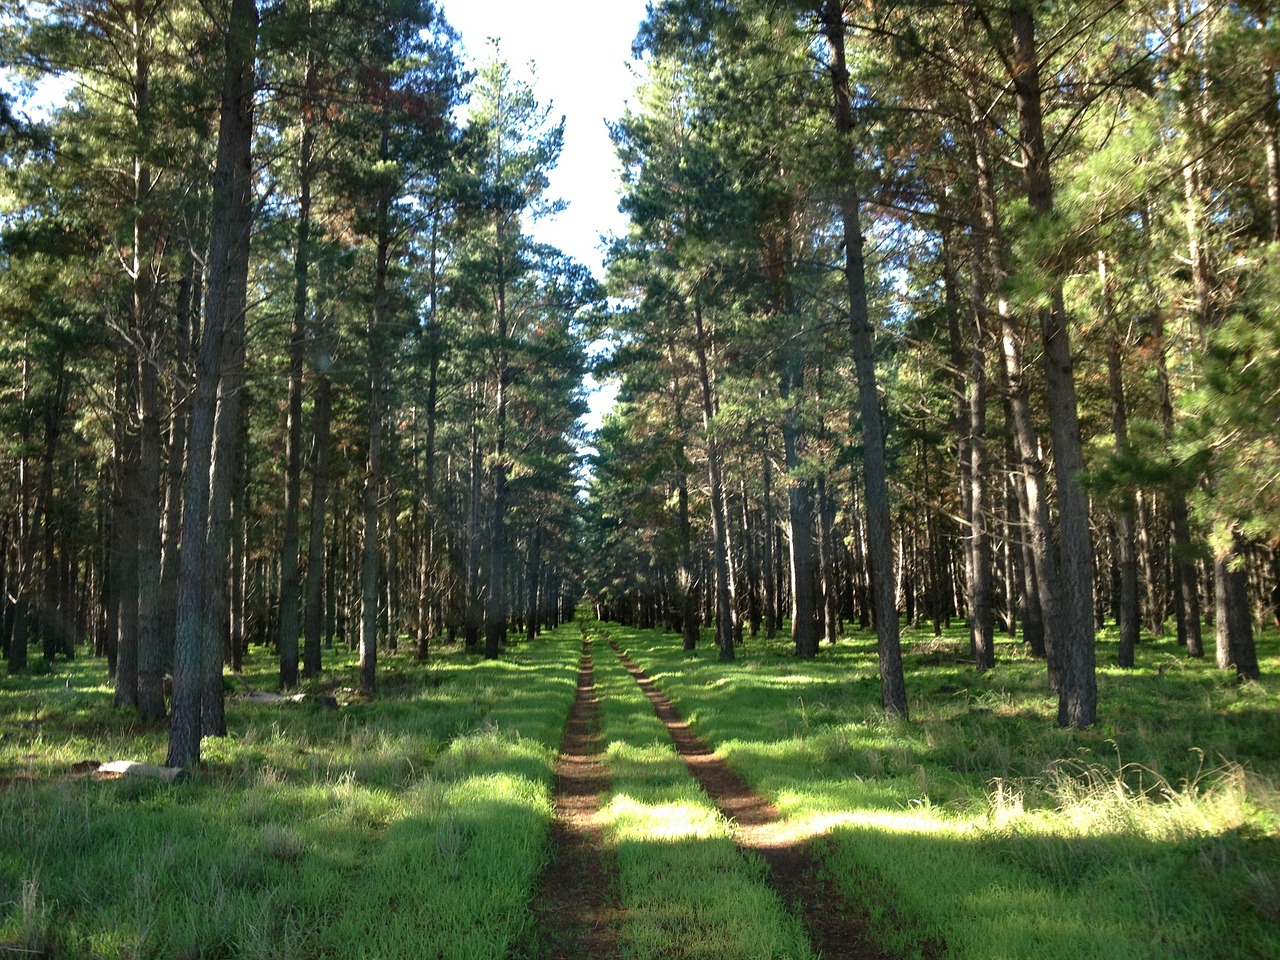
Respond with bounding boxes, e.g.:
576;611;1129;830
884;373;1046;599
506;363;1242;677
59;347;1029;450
607;639;894;960
525;639;619;959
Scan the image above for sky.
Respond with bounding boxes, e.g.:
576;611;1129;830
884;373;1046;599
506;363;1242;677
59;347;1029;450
435;0;649;433
438;0;650;277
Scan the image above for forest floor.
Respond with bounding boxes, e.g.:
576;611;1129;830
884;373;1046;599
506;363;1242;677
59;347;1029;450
603;637;896;960
0;619;1276;959
527;631;897;959
524;639;619;959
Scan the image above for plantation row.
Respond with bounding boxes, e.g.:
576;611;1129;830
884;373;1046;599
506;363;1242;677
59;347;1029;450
1;617;1276;958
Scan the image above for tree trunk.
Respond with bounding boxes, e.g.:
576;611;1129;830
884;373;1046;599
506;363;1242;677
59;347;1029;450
135;348;167;719
761;449;778;639
947;227;994;670
485;263;511;662
360;119;391;693
167;0;257;769
1010;1;1096;727
129;17;166;718
691;302;737;662
1215;532;1261;681
277;58;316;690
113;364;139;705
303;369;330;678
823;1;906;715
1102;255;1140;668
782;367;821;657
160;254;197;664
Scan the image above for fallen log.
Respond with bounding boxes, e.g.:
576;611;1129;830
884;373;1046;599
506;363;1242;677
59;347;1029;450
237;690;339;709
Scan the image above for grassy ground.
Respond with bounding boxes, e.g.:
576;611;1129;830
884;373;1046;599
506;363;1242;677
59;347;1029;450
0;630;582;959
589;632;815;960
601;619;1280;960
2;619;1276;959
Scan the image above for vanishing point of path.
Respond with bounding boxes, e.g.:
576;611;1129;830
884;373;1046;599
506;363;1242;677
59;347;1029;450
528;629;902;959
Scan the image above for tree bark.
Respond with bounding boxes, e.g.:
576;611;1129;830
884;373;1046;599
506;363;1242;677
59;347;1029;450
691;302;737;662
360;117;392;693
1215;532;1261;681
129;10;166;719
947;227;993;670
278;56;316;691
1101;254;1140;667
760;449;778;639
822;1;906;715
167;0;257;769
303;368;330;678
782;365;821;657
1009;1;1096;728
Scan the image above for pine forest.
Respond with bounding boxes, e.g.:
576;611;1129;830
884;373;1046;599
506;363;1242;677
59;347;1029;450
0;2;1277;959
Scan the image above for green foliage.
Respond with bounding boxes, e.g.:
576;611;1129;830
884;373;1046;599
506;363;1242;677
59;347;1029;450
1185;243;1280;540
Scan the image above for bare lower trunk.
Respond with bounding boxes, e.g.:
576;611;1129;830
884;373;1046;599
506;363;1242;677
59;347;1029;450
1010;2;1095;726
278;82;314;689
692;304;736;662
135;353;167;719
783;382;821;657
113;377;140;706
303;371;330;678
949;227;993;669
361;163;391;694
1103;278;1140;667
760;452;778;639
1215;533;1261;681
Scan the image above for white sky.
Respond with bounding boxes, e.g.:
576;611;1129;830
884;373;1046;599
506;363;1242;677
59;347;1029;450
436;0;646;433
438;0;650;277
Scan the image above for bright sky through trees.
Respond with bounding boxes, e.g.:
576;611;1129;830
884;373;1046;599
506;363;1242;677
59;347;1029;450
438;0;649;277
437;0;646;432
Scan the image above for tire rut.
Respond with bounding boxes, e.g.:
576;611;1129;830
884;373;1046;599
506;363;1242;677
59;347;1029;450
524;639;619;960
607;638;896;960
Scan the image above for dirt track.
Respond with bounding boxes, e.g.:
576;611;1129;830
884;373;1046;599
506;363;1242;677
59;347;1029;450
526;631;897;959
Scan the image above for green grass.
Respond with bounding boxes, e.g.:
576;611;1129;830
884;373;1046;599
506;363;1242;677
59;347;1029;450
2;619;1276;959
588;628;815;960
601;619;1280;960
0;630;582;959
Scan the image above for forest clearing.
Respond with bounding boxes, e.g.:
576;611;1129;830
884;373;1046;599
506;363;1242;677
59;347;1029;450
0;618;1276;959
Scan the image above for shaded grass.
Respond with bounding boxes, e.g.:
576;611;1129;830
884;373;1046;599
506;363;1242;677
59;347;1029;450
0;630;581;959
603;619;1280;960
588;629;816;960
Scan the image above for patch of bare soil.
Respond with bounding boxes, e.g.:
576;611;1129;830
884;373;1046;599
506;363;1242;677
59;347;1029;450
608;640;901;960
523;640;619;960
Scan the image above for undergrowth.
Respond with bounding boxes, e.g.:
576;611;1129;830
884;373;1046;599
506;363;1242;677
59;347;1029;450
1;617;1275;959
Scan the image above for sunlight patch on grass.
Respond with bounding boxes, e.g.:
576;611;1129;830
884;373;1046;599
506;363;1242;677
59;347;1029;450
602;794;728;843
605;620;1280;960
0;625;585;959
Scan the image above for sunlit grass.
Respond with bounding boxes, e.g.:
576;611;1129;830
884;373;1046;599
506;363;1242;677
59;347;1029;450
590;630;817;960
0;629;581;959
605;619;1280;960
